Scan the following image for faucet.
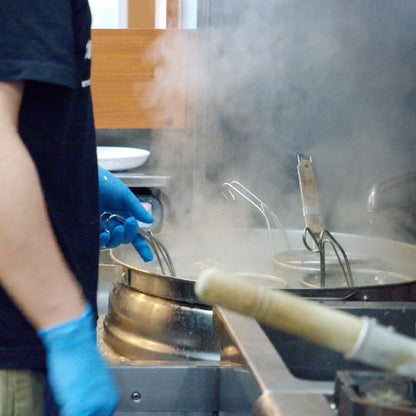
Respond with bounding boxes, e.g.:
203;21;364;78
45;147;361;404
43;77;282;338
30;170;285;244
367;170;416;213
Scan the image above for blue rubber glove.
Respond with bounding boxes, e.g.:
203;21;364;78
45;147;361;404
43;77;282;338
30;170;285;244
38;304;119;416
98;166;154;261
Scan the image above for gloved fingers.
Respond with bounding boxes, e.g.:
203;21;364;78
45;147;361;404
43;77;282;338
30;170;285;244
101;215;140;246
100;214;122;249
123;217;139;243
38;304;120;416
99;232;111;249
103;225;124;248
132;236;154;262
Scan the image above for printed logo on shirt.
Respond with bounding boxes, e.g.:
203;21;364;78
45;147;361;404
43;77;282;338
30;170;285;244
82;39;92;88
85;40;92;60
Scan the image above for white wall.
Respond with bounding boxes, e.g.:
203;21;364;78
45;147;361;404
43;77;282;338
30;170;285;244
90;0;197;29
89;0;128;28
182;0;198;29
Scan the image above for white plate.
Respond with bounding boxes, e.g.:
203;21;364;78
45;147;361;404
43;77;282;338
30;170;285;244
97;147;150;171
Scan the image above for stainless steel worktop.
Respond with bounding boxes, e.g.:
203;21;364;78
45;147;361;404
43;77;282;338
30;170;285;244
104;304;416;415
100;306;336;416
213;307;335;416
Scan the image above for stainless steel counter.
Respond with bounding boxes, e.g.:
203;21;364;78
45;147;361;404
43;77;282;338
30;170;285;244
213;307;335;416
103;306;336;416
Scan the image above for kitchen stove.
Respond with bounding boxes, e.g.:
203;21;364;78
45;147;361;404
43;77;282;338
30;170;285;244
97;226;416;415
97;284;416;416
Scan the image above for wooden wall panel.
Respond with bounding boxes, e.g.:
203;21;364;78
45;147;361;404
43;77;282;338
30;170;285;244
91;29;195;129
167;0;180;28
128;0;155;28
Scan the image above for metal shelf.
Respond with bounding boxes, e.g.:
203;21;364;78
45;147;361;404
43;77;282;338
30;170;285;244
114;170;172;188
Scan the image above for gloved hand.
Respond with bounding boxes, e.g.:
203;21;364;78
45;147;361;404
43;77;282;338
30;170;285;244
38;304;119;416
98;166;154;261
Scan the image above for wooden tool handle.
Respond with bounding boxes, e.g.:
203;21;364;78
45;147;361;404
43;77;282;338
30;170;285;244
195;269;364;355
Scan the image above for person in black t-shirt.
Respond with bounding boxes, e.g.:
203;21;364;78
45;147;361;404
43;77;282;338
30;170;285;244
0;1;154;415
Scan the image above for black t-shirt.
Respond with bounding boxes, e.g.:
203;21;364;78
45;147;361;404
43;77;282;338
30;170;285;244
0;0;99;369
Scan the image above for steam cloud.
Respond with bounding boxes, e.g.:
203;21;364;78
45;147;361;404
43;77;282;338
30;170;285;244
152;0;416;243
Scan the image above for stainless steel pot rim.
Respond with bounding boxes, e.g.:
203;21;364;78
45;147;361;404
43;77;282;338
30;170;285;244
110;249;193;280
273;249;385;272
110;229;416;302
110;243;288;302
110;249;198;303
301;268;415;289
118;266;288;301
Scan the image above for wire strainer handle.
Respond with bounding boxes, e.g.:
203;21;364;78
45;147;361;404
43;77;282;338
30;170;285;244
100;212;176;276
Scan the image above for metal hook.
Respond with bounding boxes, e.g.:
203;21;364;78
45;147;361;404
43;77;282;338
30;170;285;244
221;181;291;255
303;227;354;288
100;212;175;276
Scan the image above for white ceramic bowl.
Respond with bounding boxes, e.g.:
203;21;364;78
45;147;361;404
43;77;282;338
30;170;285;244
97;146;150;171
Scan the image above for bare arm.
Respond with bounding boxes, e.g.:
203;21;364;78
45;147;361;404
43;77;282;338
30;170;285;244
0;81;85;330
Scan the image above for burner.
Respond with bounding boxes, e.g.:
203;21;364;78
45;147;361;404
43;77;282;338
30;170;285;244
334;371;416;415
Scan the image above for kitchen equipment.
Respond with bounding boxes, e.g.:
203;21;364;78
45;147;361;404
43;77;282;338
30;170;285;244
195;268;416;378
366;170;416;240
220;177;416;296
102;228;416;363
101;225;217;362
220;177;402;293
97;264;123;315
97;146;150;171
274;155;354;287
98;229;416;415
101;211;175;276
109;230;289;304
110;228;416;302
297;155;353;286
103;280;219;361
260;302;416;381
367;170;416;215
301;268;412;288
221;167;375;292
221;174;377;292
103;230;287;360
272;242;407;294
271;156;412;293
334;371;416;416
109;168;170;234
221;180;289;256
102;271;283;361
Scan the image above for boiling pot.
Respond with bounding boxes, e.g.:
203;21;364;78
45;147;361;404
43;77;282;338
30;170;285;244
103;281;219;361
103;228;416;360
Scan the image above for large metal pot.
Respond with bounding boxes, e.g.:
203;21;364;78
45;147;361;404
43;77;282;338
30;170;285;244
111;229;416;300
103;281;218;361
103;228;416;360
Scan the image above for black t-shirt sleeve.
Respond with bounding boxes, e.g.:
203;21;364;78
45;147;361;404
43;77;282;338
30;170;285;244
0;0;76;88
